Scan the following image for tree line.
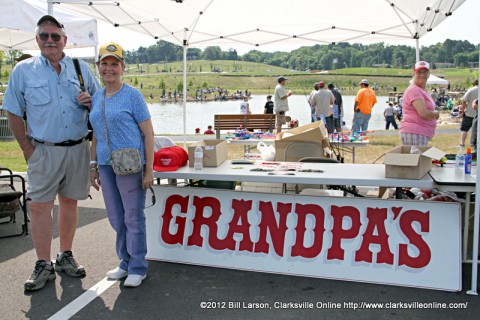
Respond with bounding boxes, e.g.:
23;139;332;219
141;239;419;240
125;39;478;71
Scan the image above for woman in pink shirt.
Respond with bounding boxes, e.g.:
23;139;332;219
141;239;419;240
400;61;439;146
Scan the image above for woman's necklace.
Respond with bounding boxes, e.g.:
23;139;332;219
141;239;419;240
105;83;123;97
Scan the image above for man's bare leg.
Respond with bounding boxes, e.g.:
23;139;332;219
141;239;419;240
29;201;55;261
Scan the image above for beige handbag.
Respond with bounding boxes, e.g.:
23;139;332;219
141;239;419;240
102;93;143;176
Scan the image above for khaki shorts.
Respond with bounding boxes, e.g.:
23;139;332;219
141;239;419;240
276;111;286;126
27;140;90;202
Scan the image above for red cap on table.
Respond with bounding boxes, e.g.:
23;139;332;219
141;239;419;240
153;146;188;172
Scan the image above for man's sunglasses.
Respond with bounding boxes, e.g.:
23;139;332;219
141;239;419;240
38;32;62;42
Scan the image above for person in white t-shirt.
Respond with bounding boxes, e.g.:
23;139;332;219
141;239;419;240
384;101;398;130
240;95;251;115
274;76;292;133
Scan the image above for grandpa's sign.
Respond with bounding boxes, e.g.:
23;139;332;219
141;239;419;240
146;187;461;291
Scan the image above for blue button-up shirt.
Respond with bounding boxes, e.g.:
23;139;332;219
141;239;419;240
2;54;100;142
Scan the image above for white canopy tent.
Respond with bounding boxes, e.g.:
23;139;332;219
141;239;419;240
46;0;467;138
45;0;477;295
0;0;97;50
409;74;449;85
47;0;465;55
426;74;449;85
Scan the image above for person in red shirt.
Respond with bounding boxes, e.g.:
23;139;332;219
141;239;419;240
204;125;215;134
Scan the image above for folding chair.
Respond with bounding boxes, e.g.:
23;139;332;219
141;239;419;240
295;158;362;197
282;141;327;193
0;167;29;238
284;141;325;162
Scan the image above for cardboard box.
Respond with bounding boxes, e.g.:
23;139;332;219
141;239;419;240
277;120;328;142
384;146;445;179
274;121;330;161
188;139;228;167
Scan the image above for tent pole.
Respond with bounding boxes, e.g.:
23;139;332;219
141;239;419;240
415;38;420;62
467;51;479;295
182;41;187;149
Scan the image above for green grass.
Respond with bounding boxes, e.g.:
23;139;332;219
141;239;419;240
2;61;476;99
0;140;26;172
334;67;413;77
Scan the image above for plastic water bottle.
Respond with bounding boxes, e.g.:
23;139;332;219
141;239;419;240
194;146;203;170
455;146;464;169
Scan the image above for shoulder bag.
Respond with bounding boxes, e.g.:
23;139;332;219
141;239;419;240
102;92;143;175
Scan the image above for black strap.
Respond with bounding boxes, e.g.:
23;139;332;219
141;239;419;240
72;58;85;92
73;58;92;140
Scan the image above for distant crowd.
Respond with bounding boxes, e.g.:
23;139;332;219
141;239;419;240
149;87;252;102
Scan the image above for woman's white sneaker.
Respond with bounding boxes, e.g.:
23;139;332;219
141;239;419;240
124;274;146;287
106;267;128;280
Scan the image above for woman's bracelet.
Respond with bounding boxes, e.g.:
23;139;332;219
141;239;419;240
90;160;98;171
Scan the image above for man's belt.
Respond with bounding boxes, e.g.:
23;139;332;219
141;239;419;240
33;137;86;147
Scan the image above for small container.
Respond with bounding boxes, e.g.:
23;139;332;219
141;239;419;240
194;146;203;171
464;147;472;174
455;146;464;169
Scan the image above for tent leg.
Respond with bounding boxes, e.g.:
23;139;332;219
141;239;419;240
182;41;187;149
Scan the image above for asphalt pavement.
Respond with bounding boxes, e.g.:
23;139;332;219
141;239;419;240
1;176;479;320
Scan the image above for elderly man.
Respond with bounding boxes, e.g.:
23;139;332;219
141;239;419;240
3;15;100;291
274;76;292;133
460;79;479;147
310;81;335;132
352;79;377;132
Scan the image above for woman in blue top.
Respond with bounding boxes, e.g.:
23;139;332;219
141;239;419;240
89;42;154;288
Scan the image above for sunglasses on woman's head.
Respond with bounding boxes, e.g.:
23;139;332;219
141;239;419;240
38;32;62;42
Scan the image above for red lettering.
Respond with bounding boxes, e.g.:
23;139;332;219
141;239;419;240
160;192;433;271
254;201;291;256
187;196;222;248
355;208;394;265
291;204;325;258
398;210;431;268
327;206;361;260
161;195;189;245
216;199;254;251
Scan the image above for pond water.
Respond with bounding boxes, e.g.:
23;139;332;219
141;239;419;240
148;94;391;134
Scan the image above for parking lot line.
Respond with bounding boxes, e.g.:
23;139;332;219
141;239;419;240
48;277;116;320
